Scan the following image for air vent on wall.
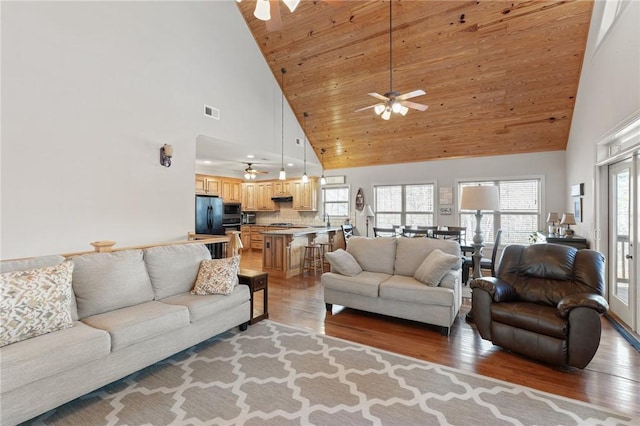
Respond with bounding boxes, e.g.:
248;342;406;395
204;105;220;120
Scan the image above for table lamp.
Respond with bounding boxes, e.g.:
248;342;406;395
546;212;559;234
560;213;576;236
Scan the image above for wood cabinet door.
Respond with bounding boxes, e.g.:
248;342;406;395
242;183;257;211
274;181;291;196
205;177;220;195
258;183;278;211
195;175;207;194
292;178;318;211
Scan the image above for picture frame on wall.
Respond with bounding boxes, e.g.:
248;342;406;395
574;197;583;222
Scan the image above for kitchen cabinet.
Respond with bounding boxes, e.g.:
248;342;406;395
262;235;285;273
250;226;266;250
273;180;292;196
240;226;251;251
195;174;220;196
221;179;242;203
292;178;318;211
257;182;279;211
242;182;258;211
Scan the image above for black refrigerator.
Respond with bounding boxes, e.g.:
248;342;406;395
195;195;224;235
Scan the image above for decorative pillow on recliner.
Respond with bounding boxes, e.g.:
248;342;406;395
325;249;363;276
0;261;75;347
414;249;460;287
191;256;240;296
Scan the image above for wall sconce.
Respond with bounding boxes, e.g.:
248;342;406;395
160;144;173;167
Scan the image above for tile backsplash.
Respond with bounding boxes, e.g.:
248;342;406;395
253;205;351;227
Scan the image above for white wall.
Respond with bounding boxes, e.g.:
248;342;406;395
1;1;293;258
566;0;640;241
330;151;567;237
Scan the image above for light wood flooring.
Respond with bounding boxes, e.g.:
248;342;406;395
240;250;640;418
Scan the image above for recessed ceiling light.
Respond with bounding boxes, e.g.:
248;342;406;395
287;163;294;167
203;160;212;164
247;154;255;159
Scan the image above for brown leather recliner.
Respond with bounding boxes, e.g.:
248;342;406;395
470;243;609;368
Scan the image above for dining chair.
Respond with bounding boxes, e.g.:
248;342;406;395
462;229;502;285
373;227;396;237
432;229;462;242
402;229;430;238
446;226;467;245
416;225;438;238
341;224;354;246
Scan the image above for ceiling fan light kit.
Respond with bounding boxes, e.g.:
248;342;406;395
357;0;428;120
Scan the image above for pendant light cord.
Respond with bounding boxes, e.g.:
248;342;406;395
389;0;393;93
281;68;286;169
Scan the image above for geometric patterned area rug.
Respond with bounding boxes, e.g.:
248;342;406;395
25;320;636;426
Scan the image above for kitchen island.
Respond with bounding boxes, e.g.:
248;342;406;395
260;226;343;278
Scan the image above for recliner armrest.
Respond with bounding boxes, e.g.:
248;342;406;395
557;293;609;318
470;277;517;303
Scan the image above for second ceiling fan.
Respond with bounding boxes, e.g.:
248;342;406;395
357;1;428;120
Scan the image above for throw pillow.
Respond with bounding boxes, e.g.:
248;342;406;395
0;261;75;347
325;249;363;276
191;256;240;296
413;249;460;287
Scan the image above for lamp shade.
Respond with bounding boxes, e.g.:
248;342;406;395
361;204;375;218
560;213;576;226
460;185;500;211
546;212;559;223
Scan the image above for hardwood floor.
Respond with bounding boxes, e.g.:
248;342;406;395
239;250;640;418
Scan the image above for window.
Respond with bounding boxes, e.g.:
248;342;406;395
374;184;435;227
458;178;541;245
322;185;350;218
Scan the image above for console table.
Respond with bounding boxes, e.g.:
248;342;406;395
536;232;588;250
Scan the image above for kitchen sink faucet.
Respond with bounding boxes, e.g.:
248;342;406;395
324;214;331;227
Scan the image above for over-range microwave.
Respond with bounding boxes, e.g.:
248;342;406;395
242;213;256;224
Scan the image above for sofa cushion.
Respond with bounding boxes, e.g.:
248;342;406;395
1;261;75;347
71;250;155;319
191;256;240;296
143;243;211;300
380;275;456;307
395;238;460;276
325;249;363;276
1;255;66;273
162;284;250;323
346;237;397;274
82;301;189;351
413;249;461;287
0;321;110;393
322;271;391;298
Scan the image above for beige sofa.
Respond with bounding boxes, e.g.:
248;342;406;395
322;236;462;336
0;243;250;426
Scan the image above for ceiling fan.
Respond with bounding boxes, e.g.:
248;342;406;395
238;0;341;32
356;1;428;120
242;163;268;180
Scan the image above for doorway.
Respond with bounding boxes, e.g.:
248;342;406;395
608;155;638;332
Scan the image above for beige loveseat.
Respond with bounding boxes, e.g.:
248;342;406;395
322;236;462;336
0;243;250;426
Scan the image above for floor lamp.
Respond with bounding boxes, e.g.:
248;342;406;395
361;204;375;237
461;185;500;279
461;185;500;321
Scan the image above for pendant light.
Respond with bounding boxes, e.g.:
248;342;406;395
279;68;287;180
320;148;327;185
302;112;309;183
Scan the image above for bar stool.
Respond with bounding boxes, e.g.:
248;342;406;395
319;241;331;270
302;244;323;276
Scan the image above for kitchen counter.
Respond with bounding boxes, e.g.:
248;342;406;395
259;226;344;279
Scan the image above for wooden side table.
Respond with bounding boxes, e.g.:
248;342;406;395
238;269;269;324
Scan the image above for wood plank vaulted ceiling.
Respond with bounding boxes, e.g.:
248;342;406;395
237;0;593;170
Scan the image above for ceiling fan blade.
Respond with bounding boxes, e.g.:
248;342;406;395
396;89;426;101
266;0;282;31
401;100;429;111
368;92;389;102
355;104;383;112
